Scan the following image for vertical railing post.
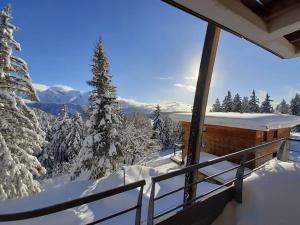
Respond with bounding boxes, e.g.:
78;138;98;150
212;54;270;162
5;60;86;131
234;155;246;203
277;139;289;162
147;180;156;225
135;184;144;225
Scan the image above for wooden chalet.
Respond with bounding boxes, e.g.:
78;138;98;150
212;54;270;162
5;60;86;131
170;112;300;168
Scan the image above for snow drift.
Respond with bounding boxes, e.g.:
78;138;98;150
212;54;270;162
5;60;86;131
213;159;300;225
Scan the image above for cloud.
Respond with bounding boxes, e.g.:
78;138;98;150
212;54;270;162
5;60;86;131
184;76;197;80
156;76;173;80
174;83;196;92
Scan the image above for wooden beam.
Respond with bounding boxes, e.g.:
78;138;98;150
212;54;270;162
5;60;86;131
183;23;220;206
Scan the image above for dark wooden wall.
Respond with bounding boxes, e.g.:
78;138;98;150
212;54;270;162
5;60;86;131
181;122;290;168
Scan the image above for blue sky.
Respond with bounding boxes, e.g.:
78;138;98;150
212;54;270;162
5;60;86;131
3;0;300;106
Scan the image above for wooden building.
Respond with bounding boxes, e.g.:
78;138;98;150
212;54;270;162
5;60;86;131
170;112;300;168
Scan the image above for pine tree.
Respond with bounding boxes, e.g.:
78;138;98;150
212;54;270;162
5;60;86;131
120;112;158;165
222;91;233;112
260;93;273;113
290;94;300;116
74;40;121;180
39;105;71;176
241;96;250;113
232;93;242;112
276;99;289;114
0;5;45;199
162;115;182;149
211;98;222;112
66;113;84;163
152;104;165;146
248;90;260;112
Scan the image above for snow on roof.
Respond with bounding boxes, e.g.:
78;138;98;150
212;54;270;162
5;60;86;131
170;112;300;131
199;152;251;184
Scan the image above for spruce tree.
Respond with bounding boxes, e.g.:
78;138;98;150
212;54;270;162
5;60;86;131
241;96;250;113
276;99;289;114
222;91;233;112
260;93;273;113
211;98;222;112
152;104;165;146
0;5;45;199
232;93;242;112
75;40;121;180
290;94;300;116
248;90;260;112
39;105;71;176
120;112;158;165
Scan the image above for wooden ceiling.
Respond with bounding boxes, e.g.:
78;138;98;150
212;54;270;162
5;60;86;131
163;0;300;58
241;0;300;22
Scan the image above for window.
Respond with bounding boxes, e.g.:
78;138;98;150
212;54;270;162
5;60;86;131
273;130;278;139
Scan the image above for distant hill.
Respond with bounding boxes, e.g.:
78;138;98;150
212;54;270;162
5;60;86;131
28;84;191;116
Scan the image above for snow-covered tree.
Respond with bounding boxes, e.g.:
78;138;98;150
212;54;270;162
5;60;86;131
275;99;289;114
290;94;300;116
162;115;182;149
39;105;71;176
222;91;233;112
260;93;273;113
248;90;260;113
31;107;56;135
232;93;242;112
241;96;250;113
120;112;158;165
211;98;222;112
152;104;165;146
0;5;45;199
66;113;84;163
74;40;121;180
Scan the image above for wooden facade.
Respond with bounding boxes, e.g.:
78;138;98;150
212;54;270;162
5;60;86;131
181;121;290;168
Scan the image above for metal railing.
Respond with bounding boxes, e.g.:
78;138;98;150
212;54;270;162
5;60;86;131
147;138;286;225
0;180;146;225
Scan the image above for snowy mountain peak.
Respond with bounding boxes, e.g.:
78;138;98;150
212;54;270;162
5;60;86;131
33;83;49;92
31;83;191;115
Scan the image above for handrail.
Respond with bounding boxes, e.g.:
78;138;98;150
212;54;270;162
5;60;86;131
147;137;286;225
0;179;146;225
152;138;285;183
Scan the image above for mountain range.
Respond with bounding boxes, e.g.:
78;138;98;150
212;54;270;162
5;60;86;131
27;84;192;116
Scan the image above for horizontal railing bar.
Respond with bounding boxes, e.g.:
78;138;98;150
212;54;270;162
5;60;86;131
154;178;237;220
87;205;138;225
188;178;237;205
153;204;182;220
154;164;241;201
0;180;146;222
152;138;285;183
244;152;275;165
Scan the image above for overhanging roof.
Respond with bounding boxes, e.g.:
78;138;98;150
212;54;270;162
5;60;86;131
170;112;300;131
163;0;300;59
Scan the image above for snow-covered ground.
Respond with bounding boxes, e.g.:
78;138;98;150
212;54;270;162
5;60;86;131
2;137;300;225
289;133;300;162
199;152;251;184
0;151;219;225
212;159;300;225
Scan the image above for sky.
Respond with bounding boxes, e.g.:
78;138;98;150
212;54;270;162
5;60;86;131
3;0;300;107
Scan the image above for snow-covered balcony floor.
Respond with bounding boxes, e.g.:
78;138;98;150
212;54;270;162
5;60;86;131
213;159;300;225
